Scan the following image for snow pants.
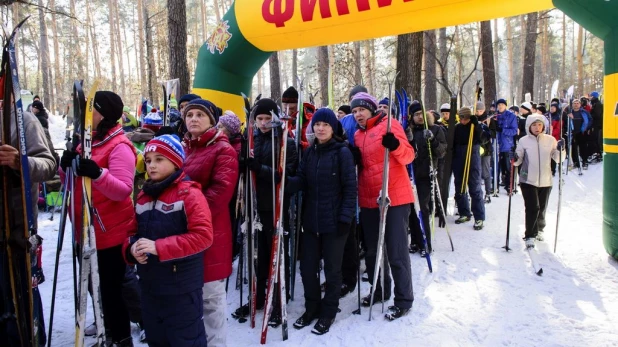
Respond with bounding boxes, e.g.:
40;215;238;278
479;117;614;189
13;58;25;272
499;151;513;190
520;183;552;239
481;155;492;195
361;204;414;310
142;288;207;347
409;178;432;252
300;229;349;319
453;145;486;221
98;245;131;342
202;279;227;347
341;218;359;290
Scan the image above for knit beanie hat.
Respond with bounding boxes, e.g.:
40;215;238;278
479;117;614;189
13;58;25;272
348;85;368;101
350;92;378;114
496;98;508;106
379;97;389;106
409;101;422;115
338;105;351;114
183;99;219;124
253;98;279;119
144;108;163;125
282;87;299;103
440;103;450;112
219;111;241;136
31;100;44;111
144;134;185;169
590;91;600;99
520;102;532;113
458;106;472;118
509;106;520;113
178;93;200;105
94;91;124;122
310;108;339;132
476;101;486;111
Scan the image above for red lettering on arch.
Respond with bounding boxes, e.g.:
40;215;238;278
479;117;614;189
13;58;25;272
300;0;333;22
336;0;350;16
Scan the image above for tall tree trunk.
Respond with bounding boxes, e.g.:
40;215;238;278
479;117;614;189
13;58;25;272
49;0;61;112
353;41;362;85
123;10;133;91
493;19;500;97
423;30;437;108
269;52;282;104
168;0;190;96
396;32;423;100
213;0;221;22
113;0;126;98
138;0;147;97
562;13;566;90
480;21;497;106
87;1;102;78
37;0;52;109
438;27;449;101
108;0;117;92
69;0;83;78
363;40;374;95
200;0;208;42
292;49;297;88
506;17;513;100
577;24;584;96
522;12;539;101
317;46;329;107
145;6;158;105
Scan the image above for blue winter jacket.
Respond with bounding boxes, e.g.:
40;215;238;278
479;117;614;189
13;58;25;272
496;110;518;153
340;114;358;147
291;138;357;234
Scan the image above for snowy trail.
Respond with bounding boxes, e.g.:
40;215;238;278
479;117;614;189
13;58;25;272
39;116;618;346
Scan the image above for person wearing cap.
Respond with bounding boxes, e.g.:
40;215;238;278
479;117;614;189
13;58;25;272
452;106;485;229
120;105;139;132
352;91;415;320
438;102;457;126
26;94;41;112
562;98;591;170
337;105;351;120
406;102;447;256
514;114;565;248
231;98;298;326
286;108;357;335
495;99;518;191
30;100;49;129
589;91;603;161
59;90;137;346
378;97;391;113
509;105;519;116
340;85;368;147
180;98;237;346
282;86;299;115
0;94;56;346
124;134;213;347
476;102;496;203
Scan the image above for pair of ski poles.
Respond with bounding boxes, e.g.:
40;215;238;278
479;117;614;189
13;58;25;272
461;123;475;194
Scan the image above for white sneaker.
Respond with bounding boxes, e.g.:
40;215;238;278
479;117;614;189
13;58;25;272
525;238;535;249
536;231;544;242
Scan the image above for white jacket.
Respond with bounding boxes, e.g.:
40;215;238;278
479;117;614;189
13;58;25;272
514;115;565;187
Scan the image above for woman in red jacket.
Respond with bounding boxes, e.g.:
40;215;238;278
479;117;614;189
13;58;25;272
59;91;136;346
352;92;415;321
182;98;239;347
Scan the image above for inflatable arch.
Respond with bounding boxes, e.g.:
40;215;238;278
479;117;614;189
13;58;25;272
191;0;618;259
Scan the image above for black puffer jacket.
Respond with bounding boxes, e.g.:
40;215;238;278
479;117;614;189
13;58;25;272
411;123;447;181
591;97;603;129
292;138;357;234
253;127;298;212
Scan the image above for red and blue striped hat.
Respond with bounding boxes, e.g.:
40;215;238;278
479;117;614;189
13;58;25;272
144;134;185;169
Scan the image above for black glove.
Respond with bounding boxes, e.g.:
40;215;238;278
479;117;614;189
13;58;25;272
470;116;479;126
382;132;400;151
556;139;565;151
74;157;103;179
337;222;351;235
496;125;503;132
349;145;363;169
246;157;262;172
60;150;78;171
423;129;434;141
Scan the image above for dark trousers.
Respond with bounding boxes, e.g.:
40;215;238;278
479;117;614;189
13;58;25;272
142;288;207;347
256;210;290;309
300;230;349;319
571;133;589;166
341;218;359;288
361;205;414;309
97;245;131;342
409;179;432;252
454;146;485;221
520;183;552;239
499;152;513;189
588;128;602;156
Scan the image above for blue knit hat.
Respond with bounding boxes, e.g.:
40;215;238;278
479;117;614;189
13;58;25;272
379;97;389;106
497;98;508;106
590;91;600;98
311;108;339;134
183;99;220;124
144;134;185;169
178;93;200;105
144;108;163;125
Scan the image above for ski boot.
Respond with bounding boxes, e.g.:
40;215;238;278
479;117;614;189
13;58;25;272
312;318;335;335
484;195;491;204
409;244;419;254
268;311;282;328
361;290;391;307
525;238;535;249
231;304;250;319
455;215;471;224
536;231;544;242
385;306;410;321
473;220;484;230
294;311;317;329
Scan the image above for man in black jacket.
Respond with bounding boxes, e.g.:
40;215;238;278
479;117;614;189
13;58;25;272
589;91;603;162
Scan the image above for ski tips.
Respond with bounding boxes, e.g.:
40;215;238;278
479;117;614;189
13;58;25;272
536;268;543;276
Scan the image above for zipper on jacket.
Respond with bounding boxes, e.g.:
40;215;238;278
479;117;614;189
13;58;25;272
92;207;106;233
315;152;321;233
537;136;541;186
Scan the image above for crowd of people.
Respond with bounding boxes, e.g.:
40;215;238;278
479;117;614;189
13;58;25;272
1;83;602;346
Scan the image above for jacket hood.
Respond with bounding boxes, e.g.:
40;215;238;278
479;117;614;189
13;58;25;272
525;114;546;135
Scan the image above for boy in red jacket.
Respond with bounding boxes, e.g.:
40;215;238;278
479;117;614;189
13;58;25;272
124;134;213;347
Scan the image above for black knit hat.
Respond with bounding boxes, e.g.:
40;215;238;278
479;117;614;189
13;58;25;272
348;85;368;101
253;98;279;119
94;91;124;122
282;87;298;103
496;98;508;106
31;100;44;111
338;105;351;114
409;101;422;115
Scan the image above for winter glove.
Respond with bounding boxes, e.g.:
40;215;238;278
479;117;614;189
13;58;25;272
423;129;434;141
337;222;351;235
74;157;103;179
349;145;363;169
381;132;400;151
556;139;565;151
60;150;78;171
246;157;262;172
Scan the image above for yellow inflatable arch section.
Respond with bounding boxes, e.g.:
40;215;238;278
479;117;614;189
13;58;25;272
191;0;618;258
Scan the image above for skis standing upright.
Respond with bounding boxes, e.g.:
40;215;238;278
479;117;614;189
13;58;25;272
289;77;304;301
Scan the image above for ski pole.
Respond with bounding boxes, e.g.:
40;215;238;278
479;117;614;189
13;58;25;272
503;147;516;251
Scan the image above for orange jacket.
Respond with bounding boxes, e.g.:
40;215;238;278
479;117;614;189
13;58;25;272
354;114;415;208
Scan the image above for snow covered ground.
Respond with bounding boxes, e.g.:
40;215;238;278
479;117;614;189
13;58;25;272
39;115;618;346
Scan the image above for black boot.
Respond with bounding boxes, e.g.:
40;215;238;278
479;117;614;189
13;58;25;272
311;318;335;335
268;310;282;328
385;305;410;321
293;311;317;329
